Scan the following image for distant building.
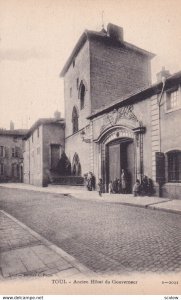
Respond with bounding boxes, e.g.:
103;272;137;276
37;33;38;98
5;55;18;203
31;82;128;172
23;116;65;186
60;23;181;199
0;127;28;183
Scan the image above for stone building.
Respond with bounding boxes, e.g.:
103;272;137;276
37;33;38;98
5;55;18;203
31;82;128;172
23;114;65;186
60;23;181;199
0;126;28;182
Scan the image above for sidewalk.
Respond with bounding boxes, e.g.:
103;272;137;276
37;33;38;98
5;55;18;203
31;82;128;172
0;182;181;215
0;209;92;280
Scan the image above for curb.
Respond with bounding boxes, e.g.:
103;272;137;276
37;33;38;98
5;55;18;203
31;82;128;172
1;184;180;216
146;205;181;215
0;210;93;276
70;194;181;215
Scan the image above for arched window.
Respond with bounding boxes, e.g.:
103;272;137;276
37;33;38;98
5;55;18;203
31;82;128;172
78;80;87;110
72;153;81;176
72;106;79;134
167;150;181;182
80;83;85;110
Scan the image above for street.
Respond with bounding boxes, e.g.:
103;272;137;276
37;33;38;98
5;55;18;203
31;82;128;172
0;187;181;274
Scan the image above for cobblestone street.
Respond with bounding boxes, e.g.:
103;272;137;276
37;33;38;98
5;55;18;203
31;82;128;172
0;187;181;275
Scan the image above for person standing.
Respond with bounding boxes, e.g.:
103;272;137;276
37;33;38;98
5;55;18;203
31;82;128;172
98;178;103;197
133;179;140;197
141;175;149;196
121;169;127;194
108;181;113;194
87;172;92;191
117;179;121;194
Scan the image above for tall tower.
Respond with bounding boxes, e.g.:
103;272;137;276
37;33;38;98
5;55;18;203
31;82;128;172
60;23;154;176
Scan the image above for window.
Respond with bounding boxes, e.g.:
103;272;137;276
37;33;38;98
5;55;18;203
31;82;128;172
0;163;4;175
0;146;4;157
168;151;181;182
166;88;181;111
15;147;20;158
76;78;79;89
80;83;85;110
72;106;79;134
12;148;15;157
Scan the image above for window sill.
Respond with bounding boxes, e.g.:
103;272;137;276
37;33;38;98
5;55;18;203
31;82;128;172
165;106;181;114
164;182;181;186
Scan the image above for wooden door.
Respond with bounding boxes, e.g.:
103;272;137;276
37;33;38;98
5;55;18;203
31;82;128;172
108;143;120;182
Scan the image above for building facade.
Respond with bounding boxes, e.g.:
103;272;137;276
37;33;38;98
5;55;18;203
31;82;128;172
60;24;154;178
23;116;65;186
0;128;27;183
60;23;181;199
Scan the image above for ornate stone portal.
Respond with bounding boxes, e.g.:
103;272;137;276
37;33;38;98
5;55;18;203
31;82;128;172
94;105;145;191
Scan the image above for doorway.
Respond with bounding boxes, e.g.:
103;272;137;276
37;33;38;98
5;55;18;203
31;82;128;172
106;138;135;193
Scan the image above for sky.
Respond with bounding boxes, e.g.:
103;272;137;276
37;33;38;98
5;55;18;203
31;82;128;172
0;0;181;130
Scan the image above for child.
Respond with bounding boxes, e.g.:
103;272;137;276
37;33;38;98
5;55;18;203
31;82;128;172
98;178;103;197
133;179;140;197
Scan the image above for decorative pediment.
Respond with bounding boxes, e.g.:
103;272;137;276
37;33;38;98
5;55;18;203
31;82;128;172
101;105;140;133
117;105;139;123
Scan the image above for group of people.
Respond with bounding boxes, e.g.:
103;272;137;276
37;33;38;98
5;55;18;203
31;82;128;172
85;171;153;197
85;172;96;191
133;175;153;197
108;169;127;194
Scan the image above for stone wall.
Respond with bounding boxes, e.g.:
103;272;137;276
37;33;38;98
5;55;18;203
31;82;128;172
64;40;91;139
42;123;65;185
90;39;152;111
160;85;181;199
23;125;43;186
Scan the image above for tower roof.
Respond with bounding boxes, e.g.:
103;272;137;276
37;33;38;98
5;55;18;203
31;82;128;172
60;24;155;77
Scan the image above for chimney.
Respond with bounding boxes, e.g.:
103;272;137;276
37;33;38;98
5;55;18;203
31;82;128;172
54;110;61;120
10;121;14;130
156;66;170;82
107;23;124;42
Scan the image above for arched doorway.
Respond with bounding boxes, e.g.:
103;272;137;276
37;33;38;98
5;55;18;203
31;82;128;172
96;126;137;193
106;137;134;193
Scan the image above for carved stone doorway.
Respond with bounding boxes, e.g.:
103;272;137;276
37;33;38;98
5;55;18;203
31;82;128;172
106;138;134;193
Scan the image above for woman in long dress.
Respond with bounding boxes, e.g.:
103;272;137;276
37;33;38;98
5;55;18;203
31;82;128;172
121;169;127;194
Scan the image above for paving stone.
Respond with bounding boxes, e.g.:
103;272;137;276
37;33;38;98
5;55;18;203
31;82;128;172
1;187;181;275
14;247;48;272
0;250;27;277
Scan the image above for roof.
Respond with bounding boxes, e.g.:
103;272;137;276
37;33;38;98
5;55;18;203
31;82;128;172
0;129;28;137
24;118;65;139
87;71;181;120
60;28;155;77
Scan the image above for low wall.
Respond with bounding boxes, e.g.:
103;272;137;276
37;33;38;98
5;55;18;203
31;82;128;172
162;183;181;200
50;175;84;186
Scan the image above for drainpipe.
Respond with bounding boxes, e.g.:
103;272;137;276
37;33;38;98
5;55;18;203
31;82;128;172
157;76;166;196
29;138;30;184
157;76;166;152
